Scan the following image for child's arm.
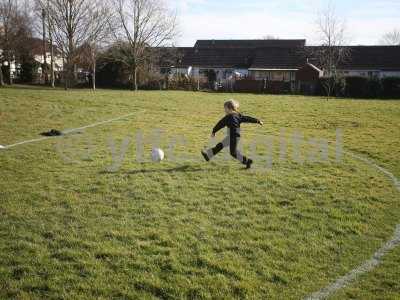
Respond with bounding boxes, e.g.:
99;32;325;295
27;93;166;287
212;115;228;135
240;115;263;125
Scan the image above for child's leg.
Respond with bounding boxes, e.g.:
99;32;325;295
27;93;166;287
204;136;229;160
229;132;250;165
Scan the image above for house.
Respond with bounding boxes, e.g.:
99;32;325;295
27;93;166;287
161;39;400;92
0;37;63;82
335;46;400;78
175;39;306;81
29;38;64;79
296;63;324;95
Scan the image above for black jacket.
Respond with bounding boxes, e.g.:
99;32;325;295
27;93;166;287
212;113;260;134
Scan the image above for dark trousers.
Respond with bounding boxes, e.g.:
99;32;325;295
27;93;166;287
206;129;249;164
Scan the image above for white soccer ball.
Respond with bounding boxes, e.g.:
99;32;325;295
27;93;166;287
151;148;165;162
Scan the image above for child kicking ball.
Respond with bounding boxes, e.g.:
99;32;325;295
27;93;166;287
201;99;263;169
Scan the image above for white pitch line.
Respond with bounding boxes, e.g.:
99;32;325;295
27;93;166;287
1;136;53;149
344;150;400;191
1;112;141;150
61;112;140;134
2;117;399;298
306;225;400;300
305;150;400;300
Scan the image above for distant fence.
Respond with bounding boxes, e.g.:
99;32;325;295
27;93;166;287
230;78;400;98
140;76;400;98
233;79;264;93
231;79;293;94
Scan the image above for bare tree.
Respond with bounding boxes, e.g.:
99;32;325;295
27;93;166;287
112;0;178;91
380;29;400;45
311;2;350;99
0;41;3;86
46;0;111;90
41;6;47;83
35;0;58;87
0;8;3;86
0;0;32;85
0;56;3;86
47;0;55;88
86;10;113;91
0;63;3;85
76;40;111;90
0;0;18;85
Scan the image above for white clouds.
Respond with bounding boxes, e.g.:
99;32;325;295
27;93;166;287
177;6;318;46
171;0;400;46
171;0;206;12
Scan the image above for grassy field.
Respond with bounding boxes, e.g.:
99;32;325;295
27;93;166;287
0;86;399;299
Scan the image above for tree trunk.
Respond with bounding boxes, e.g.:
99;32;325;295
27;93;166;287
132;65;138;91
64;70;68;90
73;64;78;82
50;42;55;88
0;65;4;86
42;8;48;85
63;57;68;90
92;59;96;91
47;0;55;88
91;46;96;91
8;54;13;85
64;56;74;90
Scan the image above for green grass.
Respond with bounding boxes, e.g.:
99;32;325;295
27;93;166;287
0;85;399;299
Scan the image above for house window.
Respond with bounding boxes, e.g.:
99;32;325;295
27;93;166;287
199;69;208;77
367;71;379;78
224;69;233;78
160;67;171;75
271;71;283;81
254;71;266;79
269;71;293;82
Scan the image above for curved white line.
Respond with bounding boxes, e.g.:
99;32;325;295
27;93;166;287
344;150;400;191
305;150;400;300
306;225;400;300
2;120;399;298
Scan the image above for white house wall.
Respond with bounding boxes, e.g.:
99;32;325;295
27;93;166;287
34;53;64;72
188;67;248;80
341;70;400;78
169;67;400;81
381;71;400;78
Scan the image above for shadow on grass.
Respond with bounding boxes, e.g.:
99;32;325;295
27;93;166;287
129;165;206;174
99;164;210;175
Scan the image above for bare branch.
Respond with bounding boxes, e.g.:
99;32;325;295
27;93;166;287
311;2;350;99
111;0;178;90
380;29;400;46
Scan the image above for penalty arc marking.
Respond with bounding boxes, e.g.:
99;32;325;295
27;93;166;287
304;149;400;300
1;112;399;299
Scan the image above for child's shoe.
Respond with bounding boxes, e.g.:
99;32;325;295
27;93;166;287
246;159;253;169
201;150;210;162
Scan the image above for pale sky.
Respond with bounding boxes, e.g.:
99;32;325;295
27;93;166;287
170;0;400;46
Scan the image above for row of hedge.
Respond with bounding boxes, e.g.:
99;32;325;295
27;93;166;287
317;77;400;99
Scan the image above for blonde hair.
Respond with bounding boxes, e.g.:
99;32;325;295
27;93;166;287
224;99;240;112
